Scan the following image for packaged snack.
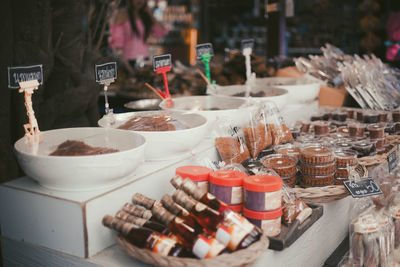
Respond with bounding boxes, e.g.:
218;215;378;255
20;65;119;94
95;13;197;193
313;121;330;136
261;102;293;145
300;145;335;165
242;108;271;158
214;121;251;164
261;154;297;177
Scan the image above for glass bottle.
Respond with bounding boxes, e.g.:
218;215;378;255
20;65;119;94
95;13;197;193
151;206;227;259
115;210;171;236
102;215;189;257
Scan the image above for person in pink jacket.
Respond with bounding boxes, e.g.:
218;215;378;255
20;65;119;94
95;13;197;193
385;11;400;63
109;0;168;66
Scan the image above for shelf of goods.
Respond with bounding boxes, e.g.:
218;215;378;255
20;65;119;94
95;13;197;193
0;102;353;267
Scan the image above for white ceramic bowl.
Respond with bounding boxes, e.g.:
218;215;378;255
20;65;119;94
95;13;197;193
14;127;146;191
98;111;208;161
255;77;320;105
159;95;256;128
208;84;288;110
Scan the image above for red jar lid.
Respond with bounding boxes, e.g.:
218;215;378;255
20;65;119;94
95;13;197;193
243;175;283;192
176;166;211;182
210;170;247;186
227;205;243;213
243;207;282;220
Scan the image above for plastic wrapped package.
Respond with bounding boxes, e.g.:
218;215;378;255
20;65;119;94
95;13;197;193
370;165;396;209
281;184;309;225
117;111;190;131
261;102;294;146
242;108;272;159
214;120;251;164
376;210;395;266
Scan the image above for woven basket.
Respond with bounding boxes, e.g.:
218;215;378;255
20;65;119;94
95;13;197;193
116;234;269;267
292;164;368;203
358;142;397;167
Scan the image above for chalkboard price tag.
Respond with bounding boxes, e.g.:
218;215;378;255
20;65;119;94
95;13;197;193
153;54;172;72
388;149;398;173
343;178;383;198
8;64;43;89
95;62;117;83
241;39;255;51
195;43;214;59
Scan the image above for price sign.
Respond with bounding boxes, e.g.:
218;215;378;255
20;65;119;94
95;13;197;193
8;64;43;89
95;62;117;83
195;43;214;59
241;39;255;51
388;149;399;173
153;54;172;72
343;178;383;198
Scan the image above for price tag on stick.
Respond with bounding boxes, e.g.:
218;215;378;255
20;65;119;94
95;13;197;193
95;62;117;115
195;43;214;83
387;149;399;173
153;54;172;99
343;178;383;198
241;39;255;96
8;64;43;145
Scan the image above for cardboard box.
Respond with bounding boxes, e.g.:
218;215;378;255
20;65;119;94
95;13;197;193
318;85;347;107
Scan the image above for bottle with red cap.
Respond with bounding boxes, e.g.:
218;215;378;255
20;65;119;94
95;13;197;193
176;165;211;194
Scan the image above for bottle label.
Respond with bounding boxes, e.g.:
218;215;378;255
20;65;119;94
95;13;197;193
231;186;243;204
197;181;209;195
152;236;177;256
225;210;255;234
192;236;225;258
216;221;249;250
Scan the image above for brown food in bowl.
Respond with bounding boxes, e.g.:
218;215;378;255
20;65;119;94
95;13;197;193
50;140;119;156
118;115;190;131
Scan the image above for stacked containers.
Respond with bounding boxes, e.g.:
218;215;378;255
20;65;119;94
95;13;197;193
367;124;386;154
334;150;358;184
243;175;283;237
176;166;211;195
300;145;336;187
209;170;247;212
261;154;297;187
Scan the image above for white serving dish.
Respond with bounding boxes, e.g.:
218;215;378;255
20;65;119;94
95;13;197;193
159;95;256;128
98;111;208;161
208;84;288;110
255;77;320;105
14;127;146;191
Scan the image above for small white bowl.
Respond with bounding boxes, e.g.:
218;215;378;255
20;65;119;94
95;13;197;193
159;95;256;128
208;85;288;110
14;127;146;191
98;111;208;161
255;77;320;105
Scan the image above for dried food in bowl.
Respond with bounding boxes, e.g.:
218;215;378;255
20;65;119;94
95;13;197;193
300;145;335;165
14;127;146;191
50;140;119;156
117;114;190;131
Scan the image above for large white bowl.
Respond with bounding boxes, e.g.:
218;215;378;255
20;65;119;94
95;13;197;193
98;111;208;161
14;127;146;191
159;95;256;128
208;85;288;110
255;77;320;105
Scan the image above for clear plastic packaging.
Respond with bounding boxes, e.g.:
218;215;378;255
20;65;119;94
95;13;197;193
242;108;272;158
300;145;335;165
261;154;297;177
300;161;336;176
214;120;251;164
301;173;334;187
334;150;358;168
348;122;365;138
274;143;301;162
367;124;385;139
261;102;294;145
281;184;309;225
313;121;330;136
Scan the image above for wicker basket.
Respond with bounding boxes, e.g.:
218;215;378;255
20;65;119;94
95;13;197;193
357;142;398;167
292;164;368;203
116;234;269;267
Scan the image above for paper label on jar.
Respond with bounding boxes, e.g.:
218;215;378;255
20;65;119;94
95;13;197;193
231;186;243;205
261;217;281;237
152;236;177;256
197;181;209;195
264;191;282;211
192;236;225;258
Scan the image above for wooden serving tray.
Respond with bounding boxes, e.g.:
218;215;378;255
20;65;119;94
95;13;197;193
268;203;324;251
